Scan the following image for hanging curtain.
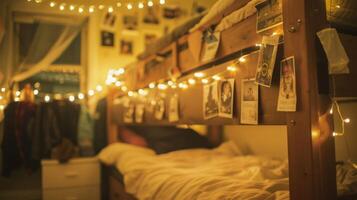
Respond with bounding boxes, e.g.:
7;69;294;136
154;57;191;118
0;1;13;87
11;15;85;83
0;10;85;86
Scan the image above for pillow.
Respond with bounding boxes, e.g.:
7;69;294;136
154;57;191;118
125;126;212;154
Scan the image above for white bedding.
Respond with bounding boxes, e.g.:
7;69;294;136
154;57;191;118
99;142;290;200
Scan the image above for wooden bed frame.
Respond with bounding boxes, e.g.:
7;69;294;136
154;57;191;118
105;1;357;200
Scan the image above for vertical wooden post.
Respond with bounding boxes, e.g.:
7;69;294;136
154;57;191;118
283;0;337;200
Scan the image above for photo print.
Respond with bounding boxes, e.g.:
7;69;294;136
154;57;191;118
203;81;219;119
256;0;283;33
101;12;117;31
241;79;258;124
123;15;138;31
277;56;297;112
168;94;179;122
120;40;133;55
101;31;115;47
218;79;235;118
144;34;158;47
143;6;160;24
255;35;280;87
135;104;145;123
163;5;181;19
154;97;165;120
201;31;221;62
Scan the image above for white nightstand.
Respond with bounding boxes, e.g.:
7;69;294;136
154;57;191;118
41;157;100;200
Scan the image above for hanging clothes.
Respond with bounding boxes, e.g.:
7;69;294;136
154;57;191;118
1;101;38;177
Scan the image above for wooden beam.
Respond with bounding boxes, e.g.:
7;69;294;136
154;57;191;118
283;0;337;200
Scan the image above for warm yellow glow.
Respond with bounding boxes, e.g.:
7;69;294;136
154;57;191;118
158;83;168;90
201;79;209;84
121;86;128;92
149;82;156;89
44;95;51;102
178;82;188;89
272;32;278;36
118;68;125;75
212;75;221;81
148;1;154;7
14;97;20;102
96;85;103;92
127;3;133;10
116;2;122;7
78;93;84;100
159;0;165;5
333;132;343;137
1;88;5;92
33;89;39;96
344;118;351;123
89;6;95;13
69;95;75;102
239;56;246;63
115;81;122;87
227;65;237;72
108;6;114;13
78;7;84;13
49;2;56;7
128;91;134;97
336;5;341;8
311;130;320;139
188;78;196;85
15;91;21;97
35;0;42;3
138;2;144;9
138;89;148;96
88;90;95;96
0;105;4;110
255;43;262;47
59;4;65;11
98;5;105;10
329;107;333;114
167;80;174;86
171;84;177;89
0;96;3;100
194;72;205;78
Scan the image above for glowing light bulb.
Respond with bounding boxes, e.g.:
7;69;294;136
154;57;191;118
118;68;125;75
188;78;196;85
128;91;134;97
148;1;153;7
15;91;21;97
98;5;105;10
127;3;133;10
239;56;246;63
330;107;333;114
108;6;114;13
336;5;341;9
59;4;65;10
159;0;165;5
44;95;51;102
138;2;144;9
194;72;205;78
78;7;84;13
121;86;128;92
78;93;84;100
201;79;209;84
14;97;20;102
69;5;75;10
227;65;237;72
0;105;4;110
49;2;56;7
89;6;95;13
115;81;122;87
272;32;278;36
138;89;148;96
116;2;122;7
344;118;351;123
33;89;39;95
149;82;156;89
255;43;262;47
333;132;343;137
1;88;5;92
158;83;167;90
167;81;174;86
212;75;221;81
35;0;42;3
69;95;75;102
96;85;103;92
179;82;188;89
88;90;95;96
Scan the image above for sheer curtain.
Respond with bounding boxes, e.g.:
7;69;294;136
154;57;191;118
0;11;85;86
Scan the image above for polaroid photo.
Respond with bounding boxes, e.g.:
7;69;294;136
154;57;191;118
277;56;297;112
168;94;179;122
143;6;160;25
135;104;145;123
201;31;221;63
241;79;259;124
101;12;118;31
256;0;283;33
101;31;115;47
218;79;235;118
154;98;165;120
203;81;219;119
123;15;138;31
120;40;133;55
255;35;280;87
123;102;135;123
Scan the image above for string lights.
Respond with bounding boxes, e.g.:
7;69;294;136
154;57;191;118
26;0;167;14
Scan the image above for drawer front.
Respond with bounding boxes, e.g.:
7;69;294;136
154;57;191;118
42;161;100;189
43;186;100;200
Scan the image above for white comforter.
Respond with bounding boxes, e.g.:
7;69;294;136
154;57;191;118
99;142;290;200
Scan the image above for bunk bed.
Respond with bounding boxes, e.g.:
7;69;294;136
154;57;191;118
101;0;357;200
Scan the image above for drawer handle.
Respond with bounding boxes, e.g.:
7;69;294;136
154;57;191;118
65;172;79;178
65;197;78;200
